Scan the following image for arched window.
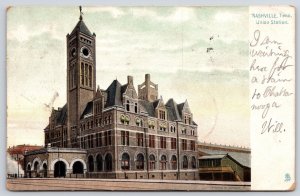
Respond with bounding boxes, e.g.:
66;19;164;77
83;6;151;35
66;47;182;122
160;155;167;170
136;154;144;170
34;161;39;171
149;155;155;170
105;154;112;171
96;154;103;171
72;161;84;174
171;155;177;170
85;64;88;86
89;66;92;87
81;63;84;85
183;156;188;169
42;163;47;177
88;155;94;172
126;100;130;111
191;156;196;169
121;153;130;170
134;103;138;113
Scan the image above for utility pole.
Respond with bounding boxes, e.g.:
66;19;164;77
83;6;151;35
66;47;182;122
17;154;19;178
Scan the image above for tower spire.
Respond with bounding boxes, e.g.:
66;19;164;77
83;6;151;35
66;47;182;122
79;6;83;21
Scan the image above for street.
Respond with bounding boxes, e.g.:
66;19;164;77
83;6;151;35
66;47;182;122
7;178;251;191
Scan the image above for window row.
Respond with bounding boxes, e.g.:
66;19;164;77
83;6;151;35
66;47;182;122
119;133;195;151
125;100;138;113
120;115;143;127
69;64;76;89
181;139;196;151
80;131;112;149
80;115;112;131
80;63;93;87
120;153;197;171
88;154;112;172
181;128;196;136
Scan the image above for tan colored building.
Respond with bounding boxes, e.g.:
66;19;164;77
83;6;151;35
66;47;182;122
198;143;251;182
25;9;199;180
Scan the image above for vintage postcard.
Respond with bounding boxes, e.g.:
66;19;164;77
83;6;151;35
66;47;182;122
6;6;295;191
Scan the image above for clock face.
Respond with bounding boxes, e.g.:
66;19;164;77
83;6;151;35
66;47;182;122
81;47;90;58
70;48;76;57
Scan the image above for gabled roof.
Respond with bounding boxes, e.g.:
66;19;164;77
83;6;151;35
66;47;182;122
71;20;93;36
165;98;181;121
199;148;251;168
198;154;250;169
56;104;67;125
152;99;160;109
121;84;128;95
44;104;67;130
105;80;123;107
80;101;93;119
139;100;155;117
177;102;184;117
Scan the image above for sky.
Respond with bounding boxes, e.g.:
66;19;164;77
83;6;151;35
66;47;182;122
7;6;250;148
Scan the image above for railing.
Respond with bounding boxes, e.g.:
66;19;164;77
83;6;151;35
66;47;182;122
7;174;24;178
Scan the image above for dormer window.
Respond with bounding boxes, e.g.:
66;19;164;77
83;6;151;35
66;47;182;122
134;103;138;113
126;100;130;111
159;110;166;120
191;129;195;136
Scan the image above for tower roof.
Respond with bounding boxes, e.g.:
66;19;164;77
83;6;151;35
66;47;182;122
71;20;93;36
70;6;93;36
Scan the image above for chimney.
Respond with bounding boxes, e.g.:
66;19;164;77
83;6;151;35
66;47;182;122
145;74;150;83
127;75;133;85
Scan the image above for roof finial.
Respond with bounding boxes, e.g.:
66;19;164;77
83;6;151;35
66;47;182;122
79;6;83;21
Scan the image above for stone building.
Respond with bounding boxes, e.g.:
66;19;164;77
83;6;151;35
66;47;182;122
24;9;199;180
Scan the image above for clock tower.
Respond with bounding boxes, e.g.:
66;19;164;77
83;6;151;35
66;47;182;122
66;7;96;147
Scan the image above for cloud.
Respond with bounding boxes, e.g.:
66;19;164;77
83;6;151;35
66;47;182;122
214;11;240;23
87;7;125;18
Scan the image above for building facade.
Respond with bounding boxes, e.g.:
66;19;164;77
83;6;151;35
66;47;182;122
25;10;199;180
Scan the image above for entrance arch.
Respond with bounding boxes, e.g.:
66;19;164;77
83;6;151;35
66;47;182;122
43;163;47;177
27;164;32;178
88;155;94;172
105;153;112;171
54;161;66;177
72;161;84;174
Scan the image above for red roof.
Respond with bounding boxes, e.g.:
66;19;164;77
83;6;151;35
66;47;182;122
7;145;43;155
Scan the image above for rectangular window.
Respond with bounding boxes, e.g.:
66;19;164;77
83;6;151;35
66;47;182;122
159;110;166;120
121;131;129;146
90;134;94;148
182;139;187;150
160;137;166;149
81;63;84;85
190;140;195;151
108;131;112;145
171;138;177;149
104;132;107;146
96;133;102;147
149;135;155;148
137;133;144;147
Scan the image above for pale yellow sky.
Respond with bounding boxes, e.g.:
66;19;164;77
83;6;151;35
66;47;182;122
7;6;249;148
